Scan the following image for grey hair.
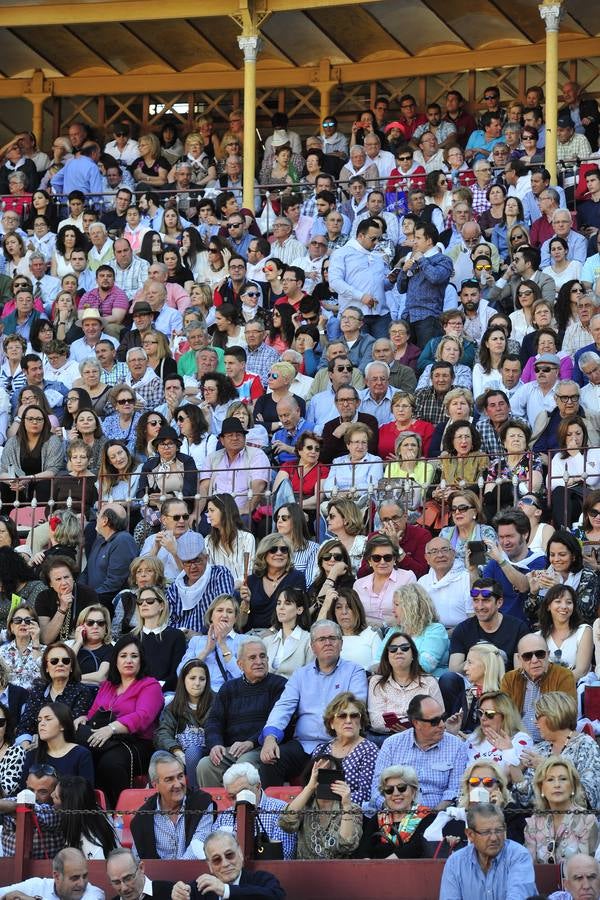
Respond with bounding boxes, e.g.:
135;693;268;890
466;802;504;830
107;847;137;866
310;619;342;641
365;360;390;378
555;379;580;395
204;831;240;857
226;155;241;165
88;221;107;234
175;161;193;172
236;636;267;659
78;357;103;377
54;136;73;153
281;349;302;365
29;251;46;264
580;351;600;369
372;338;394;351
150;262;168;275
148;750;183;783
8;172;26;184
378;765;419;794
273;216;292;228
222;762;261;788
126;347;149;362
185;321;207;337
350;145;367;157
551;207;572;223
544;187;560;205
473;159;491;173
52;847;86;875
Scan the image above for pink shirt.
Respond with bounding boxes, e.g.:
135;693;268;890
86;676;164;740
354;567;417;626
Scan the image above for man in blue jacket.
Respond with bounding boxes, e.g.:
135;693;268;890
402;221;454;347
78;502;137;612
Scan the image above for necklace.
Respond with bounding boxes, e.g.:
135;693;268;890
264;573;284;584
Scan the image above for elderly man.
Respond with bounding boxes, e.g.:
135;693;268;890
403;222;453;346
212;762;296;859
328;218;390;338
130;751;214;860
510;353;561;427
167;531;234;635
307;355;356;432
371;338;417;392
133;260;190;314
320;385;379;464
143;280;183;336
418;537;472;629
556;110;593;167
199;417;270;517
0;848;104;900
109;237;150;300
367;500;429;578
171;832;285;900
259;620;367;786
372;695;468;810
27;252;60;311
501;633;576;740
446;221;500;287
339;146;379;190
414;361;454;425
78;265;129;337
580;351;600;411
87;222;115;272
244;319;279;389
532;378;600;457
540;208;588;268
197;639;286;787
328;308;376;374
270;216;305;265
439;803;536;900
271;397;313;464
78;502;137;610
363;133;396;185
70;308;118;363
530;186;561;247
358;361;395;426
124;347;165;410
574;313;600;385
106;848;173;900
139;497;190;581
414;131;445;173
3;288;44;340
550;854;600;900
561;81;600;148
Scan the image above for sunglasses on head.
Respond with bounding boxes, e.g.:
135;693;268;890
383;783;411;795
29;764;58;778
468;776;498;787
520;496;540;508
521;649;547;661
470;589;495;599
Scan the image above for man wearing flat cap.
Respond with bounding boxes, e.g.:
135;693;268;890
167;530;234;635
199;417;270;521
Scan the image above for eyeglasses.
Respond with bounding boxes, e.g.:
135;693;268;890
267;545;290;555
48;656;71;666
84;619;106;627
383;783;411;795
521;649;547;661
322;552;343;562
182;556;204;566
167;513;189;521
426;546;451;555
117;398;135;405
451;504;472;513
313;634;340;644
556;395;579;403
335;711;360;720
371;553;394;563
468;775;498;787
208;851;238;866
24;416;44;423
12;616;33;625
415;715;443;727
588;509;600;519
470;589;495;599
472;827;506;838
388;643;411;654
380;515;403;524
136;595;161;606
29;764;58;778
147;419;162;426
109;866;139;888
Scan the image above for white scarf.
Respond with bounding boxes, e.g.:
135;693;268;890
176;564;213;611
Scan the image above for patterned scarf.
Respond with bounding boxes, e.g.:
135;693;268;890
377;804;431;846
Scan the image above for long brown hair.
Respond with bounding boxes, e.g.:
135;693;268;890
170;659;213;725
375;630;424;693
207;493;246;553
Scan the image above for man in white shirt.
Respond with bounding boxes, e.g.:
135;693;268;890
510;353;560;426
104;123;140;167
363;134;396;186
580;351;600;413
28;253;60;313
504;159;532;201
69;309;118;362
139;498;189;581
418;536;472;629
0;847;104;900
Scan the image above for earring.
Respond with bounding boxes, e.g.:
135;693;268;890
541;792;544;798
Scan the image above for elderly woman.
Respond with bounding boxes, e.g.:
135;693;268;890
416;336;472;392
132;133;169;187
378;391;435;460
177;593;242;691
76;359;112;417
278;752;363;859
483;419;544;520
354;535;416;629
112;556;166;640
356;765;435;859
312;692;378;805
101;385;141;454
238;534;306;632
323;422;384;502
383;432;436;515
440;490;497;569
0;602;43;689
436;420;489;494
368;631;443;738
135;426;198;519
427;387;475;459
524;757;597;864
513;691;600;810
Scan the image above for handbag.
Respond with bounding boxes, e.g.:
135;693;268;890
75;708;114;745
583;685;600;721
254;812;284;860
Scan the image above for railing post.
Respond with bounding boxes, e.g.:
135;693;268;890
235;798;256;865
13;804;34;881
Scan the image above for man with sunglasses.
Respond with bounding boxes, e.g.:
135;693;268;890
440;802;535;900
510;352;561;428
0;766;63;860
104;123;140;167
371;694;467;811
532;378;600;459
319;385;378;464
501;634;576;741
139;498;190;582
307;354;357;431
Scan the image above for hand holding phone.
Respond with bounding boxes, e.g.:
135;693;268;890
467;541;487;568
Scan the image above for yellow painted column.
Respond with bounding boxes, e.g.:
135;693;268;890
237;32;262;212
28;94;50;146
539;1;564;184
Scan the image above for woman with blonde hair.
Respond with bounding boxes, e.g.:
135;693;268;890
132;134;169;188
389;584;449;676
135;584;185;692
111;556;166;641
525;756;597;863
384;432;435;514
324;498;368;575
238;533;306;632
177;593;242;690
69;604;113;686
465;690;532;773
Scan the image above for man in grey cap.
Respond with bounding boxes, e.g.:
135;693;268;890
510;353;561;428
166;530;234;636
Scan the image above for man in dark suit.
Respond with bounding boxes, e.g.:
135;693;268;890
319;385;379;464
171;831;286;900
107;848;173;900
130;751;215;859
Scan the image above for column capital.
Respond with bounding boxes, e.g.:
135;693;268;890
538;2;564;32
237;34;262;63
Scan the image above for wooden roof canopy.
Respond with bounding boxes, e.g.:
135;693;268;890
0;0;598;98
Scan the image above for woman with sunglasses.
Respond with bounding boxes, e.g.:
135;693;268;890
238;534;305;632
554;279;585;343
524;757;597;864
263;587;313;679
272;432;329;519
261;257;286;308
22;702;94;785
354;535;416;630
357;763;435;860
542;235;581;292
323;499;369;576
508;280;542;344
518;494;553;554
101;385;141;454
195;236;232;290
368;630;442;739
135;586;185;693
274;503;319;586
16;642;91;748
535;584;592;679
205;493;255;590
133;410;168;465
308;539;354;618
111;556;166;641
439;490;497;570
514;692;600;811
70;604;114;687
424;170;452;217
0;603;43;690
465;690;532;774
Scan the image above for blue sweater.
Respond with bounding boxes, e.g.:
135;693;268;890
405;251;453;323
204;673;287;750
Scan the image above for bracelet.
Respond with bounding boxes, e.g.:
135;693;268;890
499;559;509;567
57;608;67;616
222;651;232;659
110;723;117;733
324;578;334;585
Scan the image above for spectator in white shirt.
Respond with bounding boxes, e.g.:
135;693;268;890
510;352;560;426
580;351;600;413
0;847;104;900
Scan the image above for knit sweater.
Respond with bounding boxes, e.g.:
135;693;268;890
204;673;286;750
500;663;576;712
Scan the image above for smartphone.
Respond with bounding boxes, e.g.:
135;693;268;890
382;712;410;730
467;541;487;568
469;786;489;803
81;627;87;641
316;769;342;801
221;751;239;767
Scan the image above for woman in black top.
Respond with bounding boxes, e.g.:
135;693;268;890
135;586;185;692
70;604;114;688
238;534;306;631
